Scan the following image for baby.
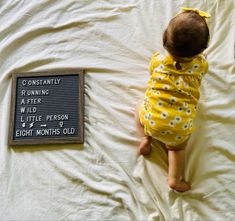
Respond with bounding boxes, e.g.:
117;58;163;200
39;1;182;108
135;8;210;192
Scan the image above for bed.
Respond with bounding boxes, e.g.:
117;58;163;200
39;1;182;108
0;0;234;220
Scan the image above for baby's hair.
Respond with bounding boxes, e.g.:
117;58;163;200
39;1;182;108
163;11;210;58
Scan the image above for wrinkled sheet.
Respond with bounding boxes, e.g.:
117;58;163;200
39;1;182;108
0;0;234;220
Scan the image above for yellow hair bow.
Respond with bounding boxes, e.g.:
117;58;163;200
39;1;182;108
181;7;211;18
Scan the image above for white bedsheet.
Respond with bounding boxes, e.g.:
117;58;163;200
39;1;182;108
0;0;234;220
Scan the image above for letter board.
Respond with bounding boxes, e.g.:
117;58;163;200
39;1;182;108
8;70;84;145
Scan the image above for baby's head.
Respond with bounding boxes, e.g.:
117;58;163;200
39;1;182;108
163;10;210;58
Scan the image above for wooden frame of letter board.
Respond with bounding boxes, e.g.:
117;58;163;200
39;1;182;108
8;70;84;146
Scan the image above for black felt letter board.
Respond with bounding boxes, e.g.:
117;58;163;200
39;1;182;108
8;70;84;145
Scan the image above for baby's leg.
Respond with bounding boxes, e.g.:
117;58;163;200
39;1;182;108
167;141;191;192
134;102;152;155
138;136;152;155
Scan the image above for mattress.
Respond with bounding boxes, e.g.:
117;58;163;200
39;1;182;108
0;0;234;220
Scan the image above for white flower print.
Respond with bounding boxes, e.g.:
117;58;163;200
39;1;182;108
149;120;155;127
175;89;182;95
186;108;192;115
159;64;164;69
154;67;159;73
187;90;192;97
170;97;177;105
144;97;149;102
166;130;173;135
157;54;165;60
154;64;165;73
144;101;152;110
161;131;166;135
154;90;161;95
156;100;163;107
144;112;152;120
163;84;170;90
183;102;188;108
170;97;176;102
183;124;188;130
175;135;183;141
175;80;181;87
188;118;193;129
157;75;164;81
169;121;175;127
177;106;184;112
193;63;200;69
175;116;182;122
161;111;168;119
152;79;157;84
187;69;193;74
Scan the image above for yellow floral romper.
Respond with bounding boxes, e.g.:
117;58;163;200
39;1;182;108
139;52;208;146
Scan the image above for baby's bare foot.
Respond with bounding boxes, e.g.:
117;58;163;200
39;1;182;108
138;136;151;155
168;178;191;192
